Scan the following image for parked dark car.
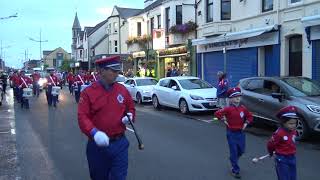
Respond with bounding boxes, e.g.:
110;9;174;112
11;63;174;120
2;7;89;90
239;76;320;140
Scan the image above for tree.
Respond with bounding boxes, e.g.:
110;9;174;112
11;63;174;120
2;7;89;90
44;64;49;69
60;60;71;72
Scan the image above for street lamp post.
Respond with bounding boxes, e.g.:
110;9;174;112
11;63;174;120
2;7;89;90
29;29;48;61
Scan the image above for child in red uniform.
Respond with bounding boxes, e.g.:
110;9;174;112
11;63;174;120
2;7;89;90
214;87;253;179
267;106;299;180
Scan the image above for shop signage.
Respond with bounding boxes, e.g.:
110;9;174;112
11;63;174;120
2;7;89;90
197;31;279;53
153;29;165;50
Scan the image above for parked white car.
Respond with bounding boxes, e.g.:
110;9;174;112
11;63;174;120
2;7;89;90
124;77;158;104
152;76;218;114
116;75;127;85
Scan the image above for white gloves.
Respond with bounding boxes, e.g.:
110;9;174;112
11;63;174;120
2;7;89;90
242;122;248;130
93;131;109;147
122;113;133;125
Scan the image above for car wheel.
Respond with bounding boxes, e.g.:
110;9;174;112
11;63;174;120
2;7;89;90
152;95;161;110
179;99;189;114
295;118;309;141
136;93;142;104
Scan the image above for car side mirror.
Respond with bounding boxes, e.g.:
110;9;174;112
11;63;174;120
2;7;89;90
171;86;178;90
272;93;284;102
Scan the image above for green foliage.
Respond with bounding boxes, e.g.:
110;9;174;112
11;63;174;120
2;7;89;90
59;60;71;71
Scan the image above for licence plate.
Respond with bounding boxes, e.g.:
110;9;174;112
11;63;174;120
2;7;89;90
209;102;216;106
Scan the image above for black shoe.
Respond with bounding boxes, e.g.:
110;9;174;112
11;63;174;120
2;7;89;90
231;171;241;179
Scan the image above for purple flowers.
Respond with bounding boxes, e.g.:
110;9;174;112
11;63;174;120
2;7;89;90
169;21;197;34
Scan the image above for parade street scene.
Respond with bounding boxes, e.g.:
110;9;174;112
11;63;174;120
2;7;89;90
1;0;320;180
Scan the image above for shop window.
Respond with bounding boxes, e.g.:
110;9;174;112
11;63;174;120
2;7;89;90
262;0;273;12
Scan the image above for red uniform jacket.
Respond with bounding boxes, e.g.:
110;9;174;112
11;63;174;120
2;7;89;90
73;75;85;86
11;75;19;87
67;74;74;83
214;104;253;131
84;74;91;83
31;73;41;82
18;76;33;88
78;82;136;139
46;75;59;86
267;128;297;156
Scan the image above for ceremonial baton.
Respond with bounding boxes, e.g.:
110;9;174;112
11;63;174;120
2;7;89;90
252;154;270;163
126;114;144;150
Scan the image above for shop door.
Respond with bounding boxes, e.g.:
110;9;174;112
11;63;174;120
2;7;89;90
313;40;320;81
289;35;302;76
203;51;224;87
226;47;258;87
265;45;280;76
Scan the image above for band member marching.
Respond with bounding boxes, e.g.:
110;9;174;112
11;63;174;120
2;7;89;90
46;69;59;107
67;71;74;95
31;69;41;97
18;70;33;109
73;71;85;103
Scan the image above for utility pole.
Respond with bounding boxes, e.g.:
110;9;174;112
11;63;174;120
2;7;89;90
29;29;48;61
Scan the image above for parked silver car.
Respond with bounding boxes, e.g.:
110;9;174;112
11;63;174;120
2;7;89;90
239;76;320;140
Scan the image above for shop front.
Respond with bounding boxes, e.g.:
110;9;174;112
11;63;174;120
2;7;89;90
158;46;189;78
302;15;320;81
193;25;280;87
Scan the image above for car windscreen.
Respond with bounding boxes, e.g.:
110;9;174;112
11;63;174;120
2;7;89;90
178;79;213;90
136;79;157;86
282;78;320;96
116;76;126;82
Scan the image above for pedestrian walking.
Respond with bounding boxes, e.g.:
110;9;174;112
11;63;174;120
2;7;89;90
267;106;299;180
46;69;59;107
78;55;135;180
216;71;229;108
214;87;253;179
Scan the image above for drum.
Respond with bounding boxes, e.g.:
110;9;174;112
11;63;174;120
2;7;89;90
23;88;33;98
80;85;89;92
51;86;61;96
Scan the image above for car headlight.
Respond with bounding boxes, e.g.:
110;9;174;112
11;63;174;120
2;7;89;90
190;95;204;100
306;105;320;114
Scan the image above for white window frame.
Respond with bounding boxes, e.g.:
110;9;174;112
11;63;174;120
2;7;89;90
288;0;303;6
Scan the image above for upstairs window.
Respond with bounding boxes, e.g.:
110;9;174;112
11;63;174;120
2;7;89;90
221;0;231;20
176;5;182;25
157;15;161;29
150;17;155;34
206;0;213;22
137;22;142;37
289;0;302;4
262;0;273;12
114;22;118;33
165;7;170;34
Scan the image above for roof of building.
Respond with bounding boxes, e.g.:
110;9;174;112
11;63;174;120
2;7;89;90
84;26;94;35
43;50;53;56
72;12;81;29
138;0;164;15
88;19;108;36
115;6;143;19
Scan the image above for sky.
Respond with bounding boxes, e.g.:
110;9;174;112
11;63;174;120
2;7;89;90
0;0;144;68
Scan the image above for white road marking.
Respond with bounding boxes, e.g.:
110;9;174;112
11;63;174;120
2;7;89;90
0;131;11;134
126;127;134;133
11;128;16;135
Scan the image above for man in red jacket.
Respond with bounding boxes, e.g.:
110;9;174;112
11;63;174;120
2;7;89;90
17;70;33;109
214;87;253;179
78;56;135;180
66;71;74;94
31;70;41;97
46;69;59;107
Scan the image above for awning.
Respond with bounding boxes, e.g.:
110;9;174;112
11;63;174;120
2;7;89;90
301;14;320;27
192;24;279;46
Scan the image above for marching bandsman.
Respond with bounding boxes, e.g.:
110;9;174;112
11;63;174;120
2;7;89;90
78;56;135;180
46;69;59;107
17;70;33;109
73;71;85;103
214;87;253;179
84;71;91;84
31;69;41;97
67;71;74;94
89;71;99;83
10;71;20;100
267;106;299;180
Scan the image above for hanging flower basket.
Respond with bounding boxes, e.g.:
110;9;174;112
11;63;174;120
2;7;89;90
169;21;197;34
126;35;152;46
